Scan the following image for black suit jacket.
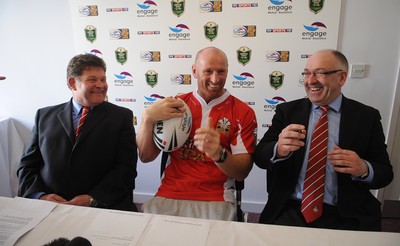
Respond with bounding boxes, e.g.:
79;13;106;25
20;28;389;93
254;96;393;231
18;99;138;211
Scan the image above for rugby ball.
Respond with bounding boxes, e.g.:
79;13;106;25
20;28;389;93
153;101;192;152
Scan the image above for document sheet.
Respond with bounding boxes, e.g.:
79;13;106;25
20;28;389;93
0;197;57;245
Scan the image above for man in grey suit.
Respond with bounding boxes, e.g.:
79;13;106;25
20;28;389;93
255;49;393;231
17;54;138;211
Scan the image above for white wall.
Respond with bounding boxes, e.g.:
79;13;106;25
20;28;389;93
1;0;399;212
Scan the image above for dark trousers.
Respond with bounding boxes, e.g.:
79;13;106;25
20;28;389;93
272;199;359;230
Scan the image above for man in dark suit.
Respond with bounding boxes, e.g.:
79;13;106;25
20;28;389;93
255;49;393;231
17;54;138;211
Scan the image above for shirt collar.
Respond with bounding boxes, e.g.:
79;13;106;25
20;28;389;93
72;98;82;115
311;94;342;113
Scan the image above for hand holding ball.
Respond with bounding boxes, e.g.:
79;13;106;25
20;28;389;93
153;101;192;152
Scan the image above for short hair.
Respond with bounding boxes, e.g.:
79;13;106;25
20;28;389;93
66;54;106;79
330;50;349;72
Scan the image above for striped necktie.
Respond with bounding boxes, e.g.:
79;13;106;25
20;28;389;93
75;106;90;139
301;105;330;223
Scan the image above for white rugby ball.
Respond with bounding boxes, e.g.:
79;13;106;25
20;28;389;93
153;101;192;152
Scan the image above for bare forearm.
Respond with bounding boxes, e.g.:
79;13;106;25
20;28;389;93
215;153;253;181
136;117;161;162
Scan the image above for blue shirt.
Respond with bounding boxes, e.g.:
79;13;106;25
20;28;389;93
272;94;373;205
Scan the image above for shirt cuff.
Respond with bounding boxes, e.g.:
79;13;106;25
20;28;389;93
270;142;292;164
352;160;374;182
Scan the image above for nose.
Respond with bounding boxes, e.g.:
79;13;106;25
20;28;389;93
306;72;318;83
210;71;219;83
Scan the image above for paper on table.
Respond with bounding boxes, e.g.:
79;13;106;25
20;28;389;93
0;197;57;246
81;210;152;246
137;215;211;246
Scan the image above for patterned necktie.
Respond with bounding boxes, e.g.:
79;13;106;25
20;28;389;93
301;105;330;223
75;106;90;139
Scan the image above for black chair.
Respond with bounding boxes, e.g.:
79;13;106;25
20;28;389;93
160;152;245;222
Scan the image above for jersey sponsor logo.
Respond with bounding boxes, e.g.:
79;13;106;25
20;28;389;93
216;117;231;136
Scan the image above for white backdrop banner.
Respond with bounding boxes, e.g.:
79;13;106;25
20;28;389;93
69;0;342;209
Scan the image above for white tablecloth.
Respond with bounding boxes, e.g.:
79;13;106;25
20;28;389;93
0;197;398;246
0;117;24;197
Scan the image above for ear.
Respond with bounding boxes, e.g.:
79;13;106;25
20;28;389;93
192;64;197;79
339;71;347;86
68;77;77;90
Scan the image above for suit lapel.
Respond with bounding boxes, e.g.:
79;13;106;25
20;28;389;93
57;101;75;144
295;99;312;168
338;96;358;149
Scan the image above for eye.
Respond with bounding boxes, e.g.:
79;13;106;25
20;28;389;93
218;70;227;75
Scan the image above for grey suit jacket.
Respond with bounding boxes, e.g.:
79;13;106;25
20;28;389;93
18;99;138;211
255;96;393;231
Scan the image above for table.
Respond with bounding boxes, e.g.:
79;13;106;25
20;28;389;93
0;117;24;197
1;197;399;246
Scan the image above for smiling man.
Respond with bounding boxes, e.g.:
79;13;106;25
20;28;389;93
17;54;138;212
136;47;257;221
254;49;393;231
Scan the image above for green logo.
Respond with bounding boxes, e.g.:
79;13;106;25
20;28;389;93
269;71;284;90
146;70;158;87
309;0;324;14
237;46;251;66
84;25;96;43
171;0;185;17
204;21;218;41
115;47;128;65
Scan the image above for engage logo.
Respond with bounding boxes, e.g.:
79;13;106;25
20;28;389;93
113;72;134;86
85;49;103;58
168;24;190;41
267;0;293;14
302;22;327;40
232;72;255;88
264;96;286;112
143;94;163;108
136;1;158;17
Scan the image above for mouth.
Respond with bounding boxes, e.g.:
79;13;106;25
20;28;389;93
208;83;220;89
93;88;105;93
310;87;323;92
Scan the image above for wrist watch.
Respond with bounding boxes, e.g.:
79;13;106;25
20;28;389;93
359;163;370;180
89;196;98;207
215;147;228;163
359;169;369;179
